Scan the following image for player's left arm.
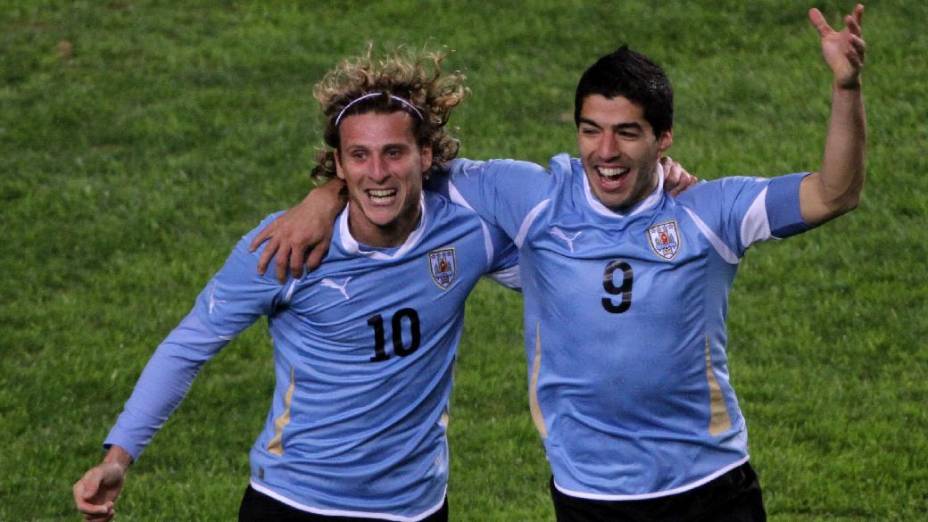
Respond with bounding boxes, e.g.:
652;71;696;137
800;4;867;226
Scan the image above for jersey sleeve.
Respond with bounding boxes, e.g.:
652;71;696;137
483;222;521;290
764;173;810;238
431;158;554;242
679;173;810;259
103;214;290;459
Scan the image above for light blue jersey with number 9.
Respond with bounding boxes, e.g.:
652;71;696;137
443;153;808;500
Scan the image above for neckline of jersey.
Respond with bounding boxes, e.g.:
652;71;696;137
577;158;665;219
337;193;428;260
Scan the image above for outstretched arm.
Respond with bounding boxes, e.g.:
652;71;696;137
73;221;284;520
800;3;867;226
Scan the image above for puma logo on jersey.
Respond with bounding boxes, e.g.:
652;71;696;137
551;227;582;253
320;277;352;300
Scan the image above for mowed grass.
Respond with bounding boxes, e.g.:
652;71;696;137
1;1;926;520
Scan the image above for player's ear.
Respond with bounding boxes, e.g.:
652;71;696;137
334;150;346;180
419;145;433;173
657;129;673;154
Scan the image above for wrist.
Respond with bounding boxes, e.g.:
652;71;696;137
103;445;133;472
834;78;861;91
310;177;347;217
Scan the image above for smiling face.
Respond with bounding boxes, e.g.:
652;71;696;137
577;94;672;212
335;110;432;247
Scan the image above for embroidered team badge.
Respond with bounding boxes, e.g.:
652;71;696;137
428;247;457;290
647;220;681;260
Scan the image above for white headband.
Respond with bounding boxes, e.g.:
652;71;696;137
334;92;424;127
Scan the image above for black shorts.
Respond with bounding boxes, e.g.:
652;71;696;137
238;485;449;522
550;462;766;522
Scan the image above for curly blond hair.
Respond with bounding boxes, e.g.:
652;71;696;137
311;45;468;179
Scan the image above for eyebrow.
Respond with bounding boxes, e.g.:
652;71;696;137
345;142;412;152
578;118;643;133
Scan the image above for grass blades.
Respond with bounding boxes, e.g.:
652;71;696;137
2;1;926;520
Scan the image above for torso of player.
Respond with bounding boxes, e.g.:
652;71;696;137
251;193;491;515
521;159;748;496
525;193;738;423
443;154;804;496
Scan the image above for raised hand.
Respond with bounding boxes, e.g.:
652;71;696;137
809;4;865;89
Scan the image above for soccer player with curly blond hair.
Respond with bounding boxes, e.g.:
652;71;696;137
73;47;519;522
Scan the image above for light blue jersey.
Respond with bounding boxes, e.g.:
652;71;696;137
105;192;517;521
443;153;808;500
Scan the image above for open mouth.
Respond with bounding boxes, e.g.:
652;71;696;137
596;166;630;181
366;188;397;204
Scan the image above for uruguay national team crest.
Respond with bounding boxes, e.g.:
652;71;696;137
428;247;457;290
647;220;681;260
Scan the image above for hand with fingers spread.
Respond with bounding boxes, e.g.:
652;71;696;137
809;3;865;89
73;447;132;521
798;3;867;226
250;177;346;283
660;156;699;197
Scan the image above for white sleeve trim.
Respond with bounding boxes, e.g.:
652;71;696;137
683;207;739;264
739;188;772;249
448;178;549;250
448;181;496;269
447;181;475;212
478;221;495;270
514;199;551;248
486;265;521;290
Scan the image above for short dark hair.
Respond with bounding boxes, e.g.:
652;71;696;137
574;45;673;137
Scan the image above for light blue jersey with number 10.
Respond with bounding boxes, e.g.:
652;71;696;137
443;153;809;500
104;191;518;521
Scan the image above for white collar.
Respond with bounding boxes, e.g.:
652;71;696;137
581;161;664;218
337;193;428;260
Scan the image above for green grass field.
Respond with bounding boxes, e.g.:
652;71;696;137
2;1;926;520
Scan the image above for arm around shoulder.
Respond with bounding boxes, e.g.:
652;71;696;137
251;177;347;281
444;157;554;239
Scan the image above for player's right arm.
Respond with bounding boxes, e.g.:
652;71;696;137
73;215;288;520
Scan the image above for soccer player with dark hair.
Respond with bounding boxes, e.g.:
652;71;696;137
254;5;867;520
73;47;521;522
